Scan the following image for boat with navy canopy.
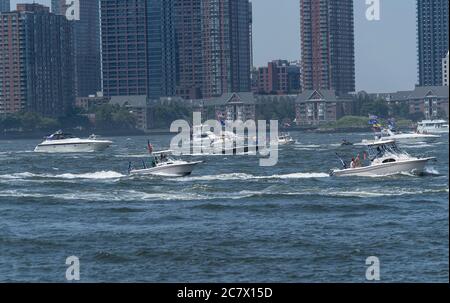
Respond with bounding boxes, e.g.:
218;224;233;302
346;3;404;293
330;139;436;177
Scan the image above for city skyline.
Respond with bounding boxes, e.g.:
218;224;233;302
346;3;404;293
8;0;430;93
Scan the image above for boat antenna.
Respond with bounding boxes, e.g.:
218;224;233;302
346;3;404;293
335;153;348;169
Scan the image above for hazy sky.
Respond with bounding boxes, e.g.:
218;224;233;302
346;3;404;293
11;0;418;93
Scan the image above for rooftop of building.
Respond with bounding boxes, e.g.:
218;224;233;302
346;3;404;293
296;89;352;103
206;92;257;106
377;86;449;101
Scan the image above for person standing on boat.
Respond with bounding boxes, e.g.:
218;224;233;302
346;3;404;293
350;158;356;169
355;154;362;168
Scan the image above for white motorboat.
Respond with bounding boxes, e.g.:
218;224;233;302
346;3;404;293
379;128;440;142
277;133;295;145
129;150;202;177
417;120;449;134
190;125;257;155
34;130;112;153
331;139;435;177
192;130;237;148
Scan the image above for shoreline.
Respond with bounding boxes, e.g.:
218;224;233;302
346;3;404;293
0;126;417;140
0;128;371;141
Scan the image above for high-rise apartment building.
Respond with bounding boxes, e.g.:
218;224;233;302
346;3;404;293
52;0;102;98
253;60;301;95
443;51;449;87
0;4;74;116
100;0;176;100
173;0;204;100
147;0;177;99
417;0;449;86
202;0;252;98
100;0;252;100
0;0;10;12
300;0;355;96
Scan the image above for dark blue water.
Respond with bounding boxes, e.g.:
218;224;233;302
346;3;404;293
0;132;448;282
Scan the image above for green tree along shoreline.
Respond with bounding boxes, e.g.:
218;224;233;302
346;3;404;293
0;105;137;133
1;93;436;134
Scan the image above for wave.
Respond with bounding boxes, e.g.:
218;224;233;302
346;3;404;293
174;172;329;182
54;171;125;179
423;167;441;176
0;171;125;180
0;189;212;202
402;144;433;149
114;154;149;158
236;187;449;199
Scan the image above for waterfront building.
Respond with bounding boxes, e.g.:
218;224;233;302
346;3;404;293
210;92;256;122
253;60;301;95
417;0;449;86
299;0;355;95
100;0;176;100
0;4;74;117
295;89;353;125
384;86;449;120
0;0;10;12
173;0;204;100
52;0;102;98
443;51;449;87
201;0;252;98
75;93;110;112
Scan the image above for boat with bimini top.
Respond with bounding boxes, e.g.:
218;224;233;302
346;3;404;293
330;139;436;177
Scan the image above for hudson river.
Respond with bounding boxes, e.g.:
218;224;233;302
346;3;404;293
0;132;448;282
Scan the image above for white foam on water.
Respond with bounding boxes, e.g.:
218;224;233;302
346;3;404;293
114;154;149;158
0;171;125;180
234;187;449;199
424;167;440;175
262;172;330;179
324;188;449;198
175;172;329;182
0;188;216;202
54;171;126;180
402;143;433;149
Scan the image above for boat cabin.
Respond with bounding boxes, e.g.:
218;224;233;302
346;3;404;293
366;140;403;162
46;130;74;140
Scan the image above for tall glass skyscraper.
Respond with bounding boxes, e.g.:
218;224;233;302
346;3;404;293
100;0;252;100
417;0;449;86
0;0;10;12
100;0;177;99
300;0;355;96
52;0;102;98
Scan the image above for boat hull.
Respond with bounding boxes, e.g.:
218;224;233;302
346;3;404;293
382;135;440;143
187;145;260;155
331;158;435;177
34;141;112;153
418;129;449;134
130;162;202;177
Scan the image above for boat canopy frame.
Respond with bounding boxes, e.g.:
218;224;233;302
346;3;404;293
366;141;404;161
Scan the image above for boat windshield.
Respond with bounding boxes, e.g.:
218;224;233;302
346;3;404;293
367;142;403;160
46;131;74;140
